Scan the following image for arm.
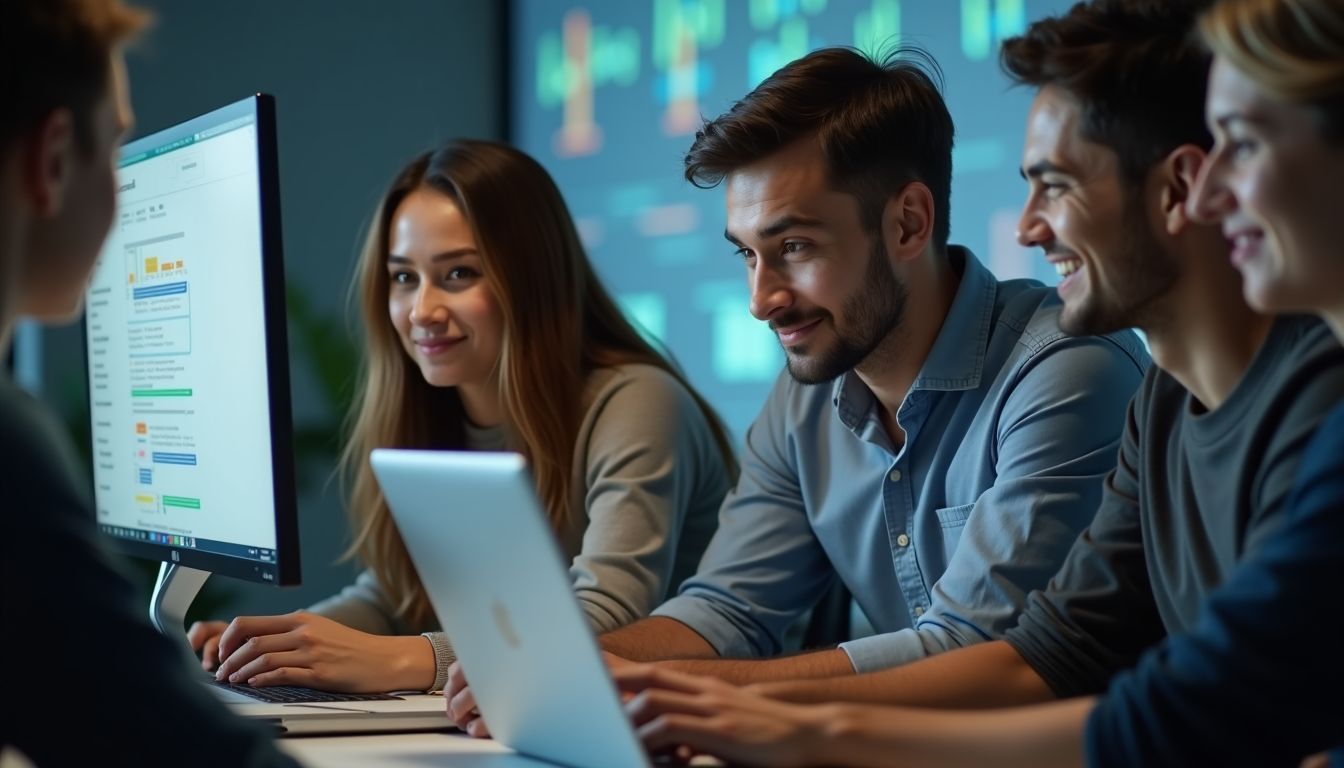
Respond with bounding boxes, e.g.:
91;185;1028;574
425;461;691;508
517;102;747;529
1086;405;1344;767
567;366;730;631
841;337;1144;674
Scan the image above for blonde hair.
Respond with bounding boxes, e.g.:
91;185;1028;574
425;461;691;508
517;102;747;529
1200;0;1344;139
339;140;737;628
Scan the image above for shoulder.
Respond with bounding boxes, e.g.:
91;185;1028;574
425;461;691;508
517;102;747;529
992;279;1151;375
582;363;699;418
0;379;88;501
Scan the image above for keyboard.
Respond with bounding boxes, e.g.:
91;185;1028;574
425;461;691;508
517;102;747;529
211;679;402;704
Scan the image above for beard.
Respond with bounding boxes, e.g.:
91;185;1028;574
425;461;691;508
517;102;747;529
1059;193;1180;337
778;234;907;385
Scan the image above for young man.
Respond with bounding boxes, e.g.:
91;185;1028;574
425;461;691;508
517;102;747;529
449;46;1150;732
613;1;1344;765
0;2;297;764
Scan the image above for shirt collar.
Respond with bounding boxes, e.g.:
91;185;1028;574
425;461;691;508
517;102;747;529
831;246;997;425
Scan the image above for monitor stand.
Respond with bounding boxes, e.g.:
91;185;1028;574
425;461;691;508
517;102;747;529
149;562;210;652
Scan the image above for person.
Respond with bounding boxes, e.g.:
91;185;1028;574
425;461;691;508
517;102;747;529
613;1;1344;765
0;1;298;765
451;43;1151;735
188;139;738;695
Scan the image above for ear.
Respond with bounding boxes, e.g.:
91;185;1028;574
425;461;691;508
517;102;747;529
1158;144;1208;237
880;180;935;262
19;108;76;218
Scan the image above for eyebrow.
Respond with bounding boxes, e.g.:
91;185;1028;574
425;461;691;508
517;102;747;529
387;248;477;264
1021;160;1069;180
724;213;828;246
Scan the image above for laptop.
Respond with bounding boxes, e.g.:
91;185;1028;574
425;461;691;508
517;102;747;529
371;449;652;768
214;683;455;736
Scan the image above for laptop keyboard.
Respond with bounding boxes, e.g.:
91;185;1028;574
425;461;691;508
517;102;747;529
212;679;402;703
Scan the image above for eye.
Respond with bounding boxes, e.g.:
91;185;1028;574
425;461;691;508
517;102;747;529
782;241;807;255
1040;181;1068;199
388;269;416;285
446;266;480;281
733;247;755;264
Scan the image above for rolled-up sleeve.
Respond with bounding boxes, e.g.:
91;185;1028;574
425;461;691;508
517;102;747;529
842;336;1146;672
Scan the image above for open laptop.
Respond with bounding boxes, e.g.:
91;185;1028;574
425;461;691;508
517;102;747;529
214;683;454;736
371;449;652;768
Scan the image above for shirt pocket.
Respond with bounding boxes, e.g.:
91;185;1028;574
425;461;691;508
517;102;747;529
935;502;976;564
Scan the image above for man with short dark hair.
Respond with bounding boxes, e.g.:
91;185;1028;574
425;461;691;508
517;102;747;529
448;47;1148;731
610;2;1344;764
0;1;297;764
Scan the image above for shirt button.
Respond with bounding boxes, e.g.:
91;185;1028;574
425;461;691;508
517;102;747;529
896;533;910;547
914;605;925;617
889;469;902;482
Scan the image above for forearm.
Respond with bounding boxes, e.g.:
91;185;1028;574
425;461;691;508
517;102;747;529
759;640;1055;709
817;696;1093;768
600;616;719;661
659;647;854;684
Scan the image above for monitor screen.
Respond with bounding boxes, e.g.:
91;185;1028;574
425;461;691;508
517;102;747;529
84;94;299;586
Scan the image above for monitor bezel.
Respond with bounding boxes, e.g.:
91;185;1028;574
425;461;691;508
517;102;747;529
87;93;301;587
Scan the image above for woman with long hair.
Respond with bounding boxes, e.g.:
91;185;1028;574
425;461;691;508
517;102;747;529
190;139;737;694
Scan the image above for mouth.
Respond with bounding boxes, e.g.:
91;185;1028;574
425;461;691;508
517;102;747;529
414;337;464;356
1224;228;1265;265
1052;258;1082;278
773;317;823;347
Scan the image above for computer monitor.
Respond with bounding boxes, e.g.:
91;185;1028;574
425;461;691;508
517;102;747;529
83;94;298;642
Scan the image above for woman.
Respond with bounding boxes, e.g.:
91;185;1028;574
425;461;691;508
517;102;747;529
613;1;1344;766
190;140;737;694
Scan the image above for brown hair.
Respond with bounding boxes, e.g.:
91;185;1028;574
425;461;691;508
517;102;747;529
1200;0;1344;143
341;140;738;627
684;46;955;253
0;0;150;152
1001;0;1215;181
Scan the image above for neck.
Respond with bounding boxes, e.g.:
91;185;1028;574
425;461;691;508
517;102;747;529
856;253;959;416
1143;242;1273;412
456;379;504;429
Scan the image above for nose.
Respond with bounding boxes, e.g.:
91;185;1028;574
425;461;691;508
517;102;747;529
1016;201;1052;249
1187;153;1235;225
747;259;792;321
409;284;449;327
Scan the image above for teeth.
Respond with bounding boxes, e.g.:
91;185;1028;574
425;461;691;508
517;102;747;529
1055;260;1082;277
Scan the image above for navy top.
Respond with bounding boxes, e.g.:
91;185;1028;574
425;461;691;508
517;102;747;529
1086;401;1344;767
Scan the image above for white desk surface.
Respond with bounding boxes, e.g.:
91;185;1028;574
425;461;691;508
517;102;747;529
280;732;558;767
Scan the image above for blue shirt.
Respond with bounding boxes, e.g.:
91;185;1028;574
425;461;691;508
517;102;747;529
1086;401;1344;768
654;247;1150;672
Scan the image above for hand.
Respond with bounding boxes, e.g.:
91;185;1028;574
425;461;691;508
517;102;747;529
616;664;833;768
446;661;491;737
213;611;434;693
186;619;230;671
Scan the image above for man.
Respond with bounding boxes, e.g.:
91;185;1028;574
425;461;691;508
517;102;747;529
449;45;1150;731
0;1;298;764
614;1;1344;765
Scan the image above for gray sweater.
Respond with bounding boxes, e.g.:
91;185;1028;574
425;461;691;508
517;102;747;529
1005;315;1344;697
307;363;731;690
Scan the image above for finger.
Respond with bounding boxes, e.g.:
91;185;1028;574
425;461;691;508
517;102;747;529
201;635;222;671
216;630;302;681
613;664;720;696
186;620;225;651
638;713;730;759
448;685;478;724
465;716;492;739
225;650;311;685
217;615;304;663
245;666;319;689
626;689;721;728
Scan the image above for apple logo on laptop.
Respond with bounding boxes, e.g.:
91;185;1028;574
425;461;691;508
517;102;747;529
491;599;521;649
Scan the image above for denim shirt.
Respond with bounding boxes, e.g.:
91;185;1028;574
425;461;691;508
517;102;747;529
654;247;1150;673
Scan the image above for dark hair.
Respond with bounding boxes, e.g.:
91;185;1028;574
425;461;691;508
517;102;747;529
1001;0;1215;181
0;0;150;152
685;47;955;252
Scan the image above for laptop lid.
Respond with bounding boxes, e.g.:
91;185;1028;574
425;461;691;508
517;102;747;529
370;449;650;768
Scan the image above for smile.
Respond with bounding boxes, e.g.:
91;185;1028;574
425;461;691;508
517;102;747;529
1053;258;1082;277
415;337;464;355
775;318;822;346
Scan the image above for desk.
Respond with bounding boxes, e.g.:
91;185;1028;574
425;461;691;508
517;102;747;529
280;732;556;767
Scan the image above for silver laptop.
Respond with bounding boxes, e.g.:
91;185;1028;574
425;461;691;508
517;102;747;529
215;684;453;736
371;449;651;768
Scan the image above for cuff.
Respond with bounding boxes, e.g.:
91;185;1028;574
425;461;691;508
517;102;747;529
420;631;456;692
838;629;929;673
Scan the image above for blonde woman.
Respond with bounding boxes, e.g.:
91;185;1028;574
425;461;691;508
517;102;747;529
611;1;1344;766
190;140;736;695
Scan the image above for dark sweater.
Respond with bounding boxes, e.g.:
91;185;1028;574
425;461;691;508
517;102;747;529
0;376;297;767
1086;401;1344;767
1005;315;1344;696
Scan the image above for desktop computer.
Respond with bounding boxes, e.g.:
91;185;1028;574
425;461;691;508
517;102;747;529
83;93;299;644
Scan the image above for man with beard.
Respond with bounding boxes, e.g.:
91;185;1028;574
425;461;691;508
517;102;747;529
450;46;1148;727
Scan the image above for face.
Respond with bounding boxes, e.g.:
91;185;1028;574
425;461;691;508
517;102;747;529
725;140;905;385
1188;57;1344;314
1017;86;1180;336
21;52;134;321
386;186;504;393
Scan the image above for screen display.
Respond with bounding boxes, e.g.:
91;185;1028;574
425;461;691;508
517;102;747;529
512;0;1074;439
85;96;290;583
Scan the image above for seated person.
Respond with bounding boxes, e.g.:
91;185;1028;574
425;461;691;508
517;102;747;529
615;1;1344;765
0;1;297;764
190;139;738;694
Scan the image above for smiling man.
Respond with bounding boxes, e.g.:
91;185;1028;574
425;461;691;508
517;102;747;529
576;47;1150;686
